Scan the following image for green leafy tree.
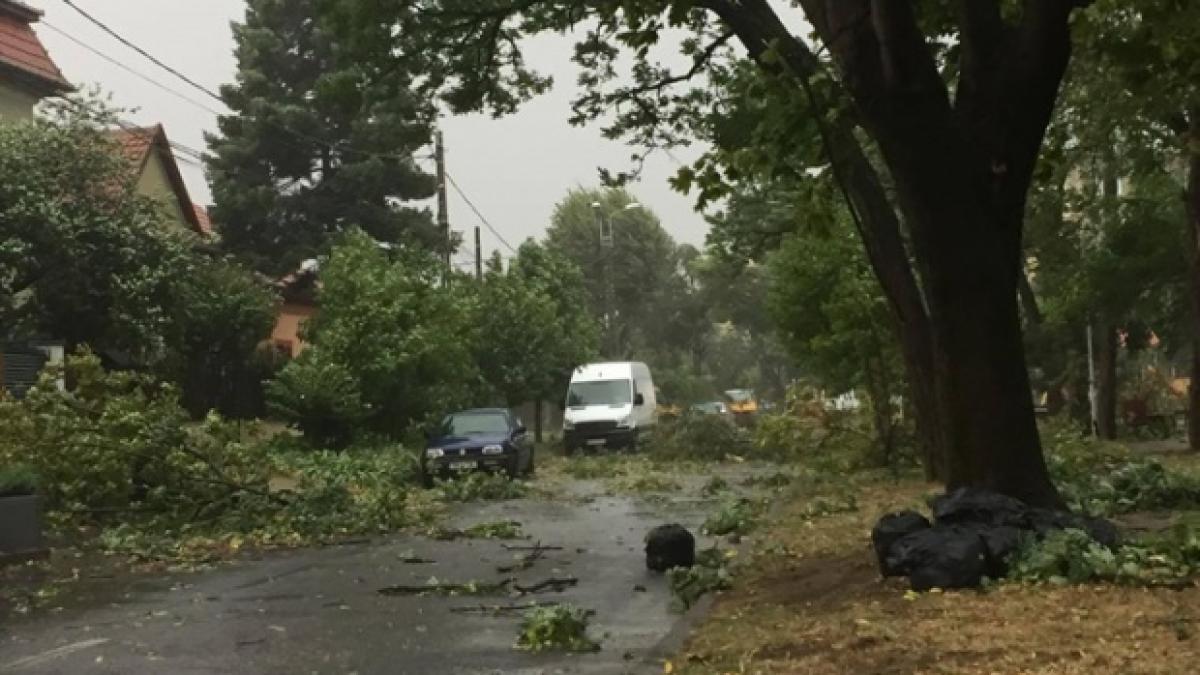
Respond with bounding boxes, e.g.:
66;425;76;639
545;188;680;359
0;104;191;360
161;258;280;418
767;224;905;463
206;0;439;275
1070;0;1200;447
267;230;477;445
475;242;599;439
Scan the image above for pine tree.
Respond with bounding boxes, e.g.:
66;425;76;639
206;0;438;275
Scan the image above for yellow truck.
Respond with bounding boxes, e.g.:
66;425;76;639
723;389;758;426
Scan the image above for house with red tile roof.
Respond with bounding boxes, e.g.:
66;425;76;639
108;124;211;238
0;0;70;120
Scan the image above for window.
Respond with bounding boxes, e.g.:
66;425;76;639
444;412;510;436
567;380;632;407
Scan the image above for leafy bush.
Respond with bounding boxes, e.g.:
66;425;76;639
0;353;434;561
515;605;599;653
703;498;758;536
1041;417;1200;516
668;547;733;609
651;414;747;461
0;352;268;516
267;355;368;449
1007;526;1200;586
0;464;39;497
435;472;527;502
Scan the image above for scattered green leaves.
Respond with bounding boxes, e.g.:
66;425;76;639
668;547;734;610
703;498;758;536
515;604;600;653
435;472;527;502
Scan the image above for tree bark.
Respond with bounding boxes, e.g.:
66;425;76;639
796;0;1077;507
1093;317;1118;440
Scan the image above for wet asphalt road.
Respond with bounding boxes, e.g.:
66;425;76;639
0;466;773;675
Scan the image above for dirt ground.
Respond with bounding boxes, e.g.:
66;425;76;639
672;470;1200;675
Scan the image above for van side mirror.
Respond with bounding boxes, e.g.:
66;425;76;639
634;393;645;406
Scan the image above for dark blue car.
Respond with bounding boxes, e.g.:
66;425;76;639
420;408;534;487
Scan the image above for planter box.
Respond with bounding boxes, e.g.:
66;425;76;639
0;494;45;559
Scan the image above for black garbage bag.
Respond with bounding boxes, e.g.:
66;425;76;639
887;527;988;591
977;525;1023;578
645;524;695;571
871;511;931;577
930;487;1029;528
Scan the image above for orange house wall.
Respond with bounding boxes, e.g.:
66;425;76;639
271;302;316;358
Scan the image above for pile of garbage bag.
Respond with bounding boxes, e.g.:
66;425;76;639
871;487;1119;591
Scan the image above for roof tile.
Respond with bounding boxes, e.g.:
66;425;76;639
0;9;70;93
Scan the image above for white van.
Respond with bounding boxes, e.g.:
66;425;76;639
563;362;657;454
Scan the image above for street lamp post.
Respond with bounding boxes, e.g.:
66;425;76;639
590;201;641;359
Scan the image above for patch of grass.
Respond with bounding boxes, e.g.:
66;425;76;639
463;520;525;540
741;471;792;489
607;472;681;494
435;472;527;502
561;456;629;480
702;498;758;536
700;476;731;496
797;494;859;519
515;604;600;653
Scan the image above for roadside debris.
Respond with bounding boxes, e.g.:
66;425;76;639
515;604;600;653
645;524;695;572
871;487;1119;591
377;575;577;597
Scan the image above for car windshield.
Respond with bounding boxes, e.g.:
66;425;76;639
444;413;509;436
724;389;753;403
567;380;632;407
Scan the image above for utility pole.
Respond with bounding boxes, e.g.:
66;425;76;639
475;226;482;281
435;131;450;284
592;202;615;358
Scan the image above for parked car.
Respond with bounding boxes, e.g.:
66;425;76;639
563;361;657;454
689;401;730;416
421;408;534;487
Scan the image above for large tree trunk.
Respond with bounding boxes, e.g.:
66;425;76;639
709;0;1082;506
1093;318;1119;440
929;224;1059;506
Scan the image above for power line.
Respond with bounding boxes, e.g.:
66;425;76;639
61;0;431;165
62;0;224;103
445;172;517;254
40;21;226;117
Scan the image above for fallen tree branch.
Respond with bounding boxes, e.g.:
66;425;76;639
513;577;578;594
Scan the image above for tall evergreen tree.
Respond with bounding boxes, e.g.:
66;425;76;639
206;0;438;275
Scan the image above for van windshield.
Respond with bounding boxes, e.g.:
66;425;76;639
567;380;632;407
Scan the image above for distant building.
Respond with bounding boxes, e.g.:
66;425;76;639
0;0;69;121
108;124;210;238
270;260;320;358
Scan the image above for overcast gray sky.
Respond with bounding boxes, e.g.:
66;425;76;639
30;0;713;261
